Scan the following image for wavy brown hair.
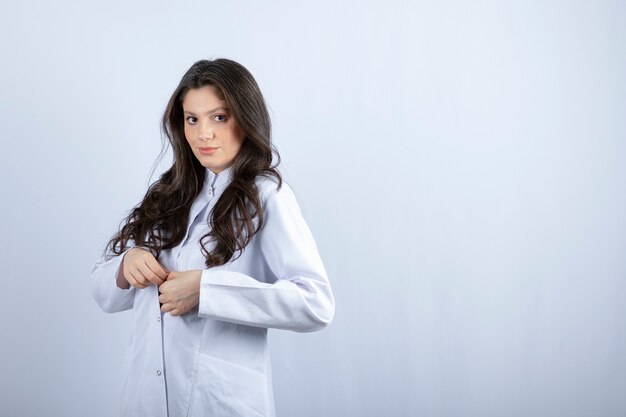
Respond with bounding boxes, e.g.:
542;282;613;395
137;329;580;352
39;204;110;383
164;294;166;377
103;58;282;267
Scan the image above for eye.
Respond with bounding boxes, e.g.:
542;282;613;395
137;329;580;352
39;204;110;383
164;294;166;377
214;114;227;122
186;116;198;125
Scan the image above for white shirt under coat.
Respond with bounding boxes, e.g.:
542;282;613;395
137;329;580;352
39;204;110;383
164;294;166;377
91;166;335;417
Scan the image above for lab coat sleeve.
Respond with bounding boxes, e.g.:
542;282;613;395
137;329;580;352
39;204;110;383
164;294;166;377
198;183;335;333
91;245;147;313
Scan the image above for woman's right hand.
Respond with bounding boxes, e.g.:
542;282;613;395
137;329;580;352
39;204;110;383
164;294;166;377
117;247;170;289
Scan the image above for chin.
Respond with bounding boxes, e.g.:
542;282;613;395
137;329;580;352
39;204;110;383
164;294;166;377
204;162;225;173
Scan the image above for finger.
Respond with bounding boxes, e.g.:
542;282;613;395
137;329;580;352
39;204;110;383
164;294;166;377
127;271;148;289
137;262;164;287
125;274;139;288
130;267;151;287
131;281;147;289
170;309;180;317
161;302;174;313
145;257;169;281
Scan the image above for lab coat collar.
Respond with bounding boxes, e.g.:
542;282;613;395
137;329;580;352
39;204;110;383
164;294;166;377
204;165;234;192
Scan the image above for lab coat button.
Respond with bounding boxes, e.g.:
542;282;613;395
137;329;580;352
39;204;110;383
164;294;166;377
156;370;162;376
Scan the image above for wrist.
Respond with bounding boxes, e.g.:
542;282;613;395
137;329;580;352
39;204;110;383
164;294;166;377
194;270;202;288
116;264;131;289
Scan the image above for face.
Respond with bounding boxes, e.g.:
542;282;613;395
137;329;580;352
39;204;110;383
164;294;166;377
182;85;246;174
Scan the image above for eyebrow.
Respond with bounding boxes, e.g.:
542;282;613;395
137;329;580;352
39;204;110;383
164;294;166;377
183;107;229;115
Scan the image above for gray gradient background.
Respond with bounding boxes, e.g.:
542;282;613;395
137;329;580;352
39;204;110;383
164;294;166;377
1;1;625;416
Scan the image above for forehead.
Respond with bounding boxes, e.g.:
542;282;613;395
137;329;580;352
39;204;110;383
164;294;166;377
182;85;227;110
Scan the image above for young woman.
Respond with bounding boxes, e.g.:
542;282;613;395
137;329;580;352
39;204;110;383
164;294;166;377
91;58;335;417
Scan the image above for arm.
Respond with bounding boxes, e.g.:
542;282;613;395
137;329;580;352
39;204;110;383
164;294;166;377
90;244;147;313
198;183;335;333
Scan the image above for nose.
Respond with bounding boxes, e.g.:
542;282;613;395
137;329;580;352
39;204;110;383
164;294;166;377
198;120;214;141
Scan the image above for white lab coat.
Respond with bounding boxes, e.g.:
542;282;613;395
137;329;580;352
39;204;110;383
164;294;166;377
91;166;335;417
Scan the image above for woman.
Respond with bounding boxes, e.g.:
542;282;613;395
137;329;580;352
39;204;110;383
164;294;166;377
91;58;335;417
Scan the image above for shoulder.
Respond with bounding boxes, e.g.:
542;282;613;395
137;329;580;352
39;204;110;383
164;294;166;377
255;174;294;201
254;174;300;213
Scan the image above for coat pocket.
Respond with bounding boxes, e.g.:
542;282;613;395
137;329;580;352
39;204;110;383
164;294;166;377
187;353;269;417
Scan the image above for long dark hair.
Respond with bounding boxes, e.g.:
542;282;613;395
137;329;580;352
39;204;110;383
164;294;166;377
103;58;282;267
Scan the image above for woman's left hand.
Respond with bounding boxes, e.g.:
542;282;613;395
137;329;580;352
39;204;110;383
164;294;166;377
158;270;202;316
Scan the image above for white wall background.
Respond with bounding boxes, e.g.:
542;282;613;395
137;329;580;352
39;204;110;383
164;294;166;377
1;1;624;416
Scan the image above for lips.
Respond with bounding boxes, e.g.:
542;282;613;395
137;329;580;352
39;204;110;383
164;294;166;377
199;147;218;155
